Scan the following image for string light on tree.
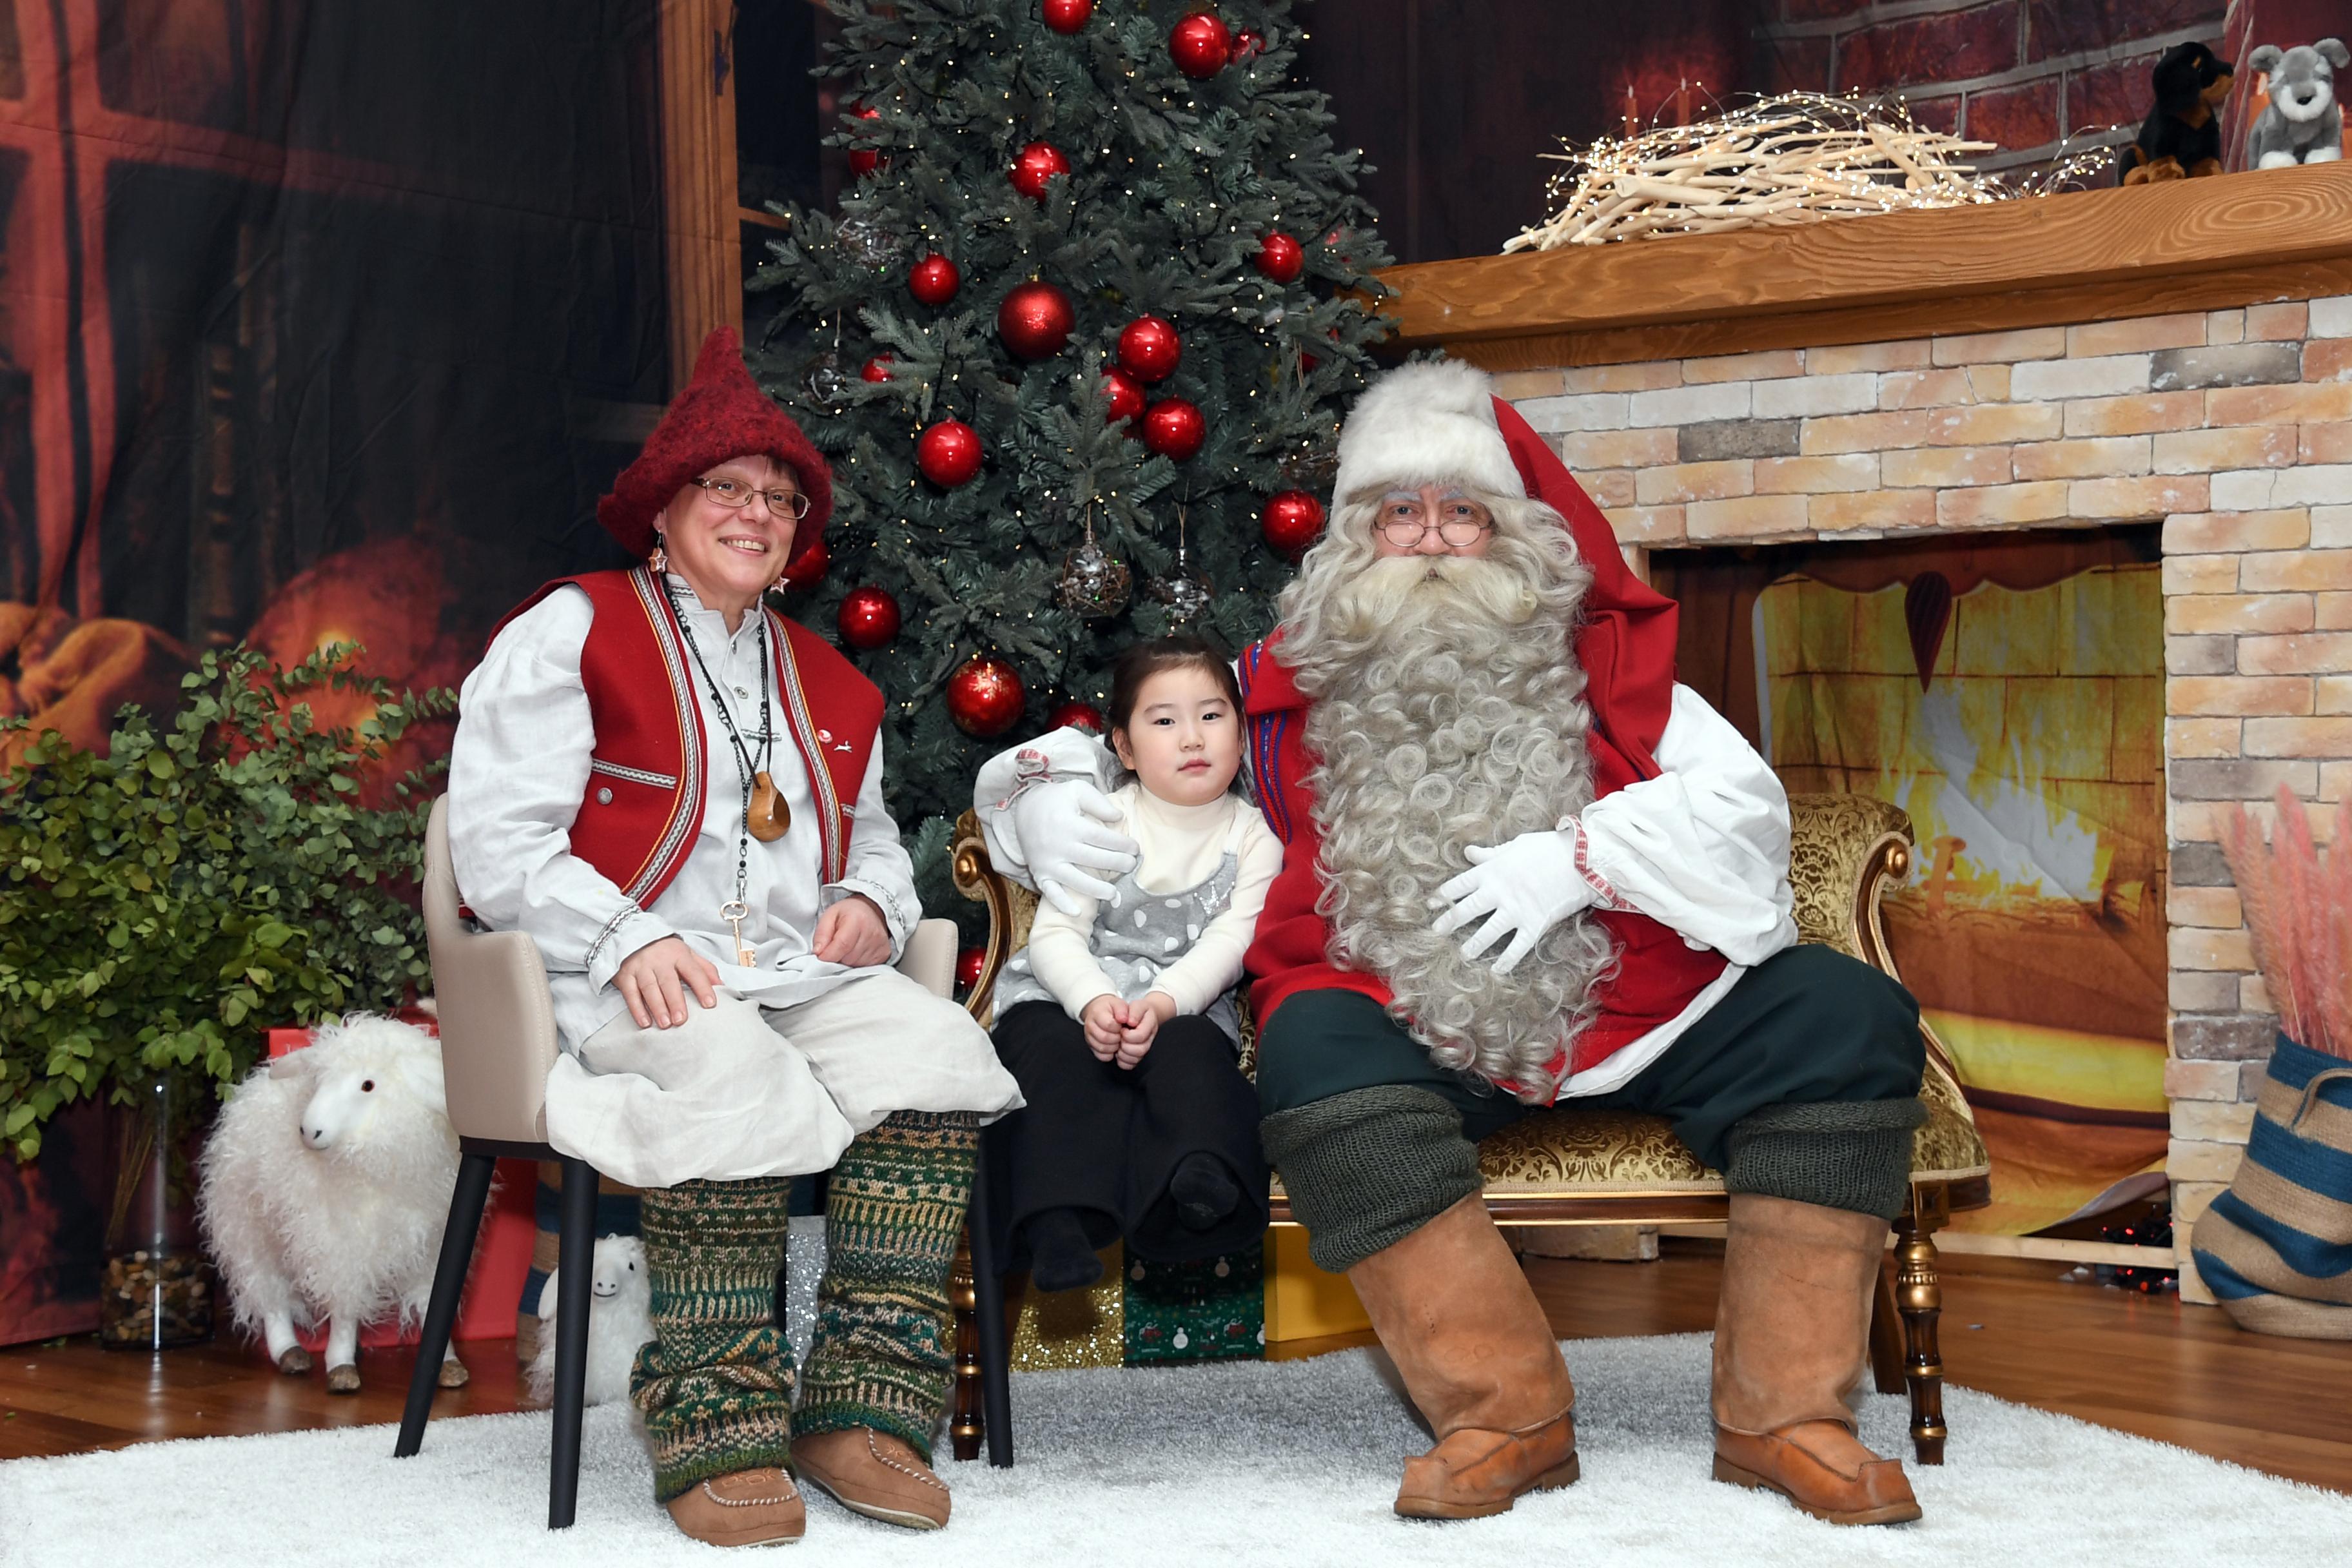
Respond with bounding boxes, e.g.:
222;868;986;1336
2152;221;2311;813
948;655;1026;737
1117;315;1182;382
908;252;961;306
916;418;984;485
1169;11;1231;78
837;585;901;649
997;280;1075;359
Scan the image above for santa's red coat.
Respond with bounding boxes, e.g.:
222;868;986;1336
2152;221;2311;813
1232;398;1730;1096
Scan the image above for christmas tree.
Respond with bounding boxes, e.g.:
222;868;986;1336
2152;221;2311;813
749;0;1393;909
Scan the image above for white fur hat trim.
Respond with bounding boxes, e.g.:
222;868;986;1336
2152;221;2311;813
1329;359;1526;505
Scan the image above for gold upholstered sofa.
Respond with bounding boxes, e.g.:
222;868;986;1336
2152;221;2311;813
945;792;1991;1466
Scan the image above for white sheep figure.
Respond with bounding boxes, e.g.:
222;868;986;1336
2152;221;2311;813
524;1233;653;1407
198;1014;474;1393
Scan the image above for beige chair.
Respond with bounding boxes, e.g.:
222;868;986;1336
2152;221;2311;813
393;794;961;1528
946;792;1992;1466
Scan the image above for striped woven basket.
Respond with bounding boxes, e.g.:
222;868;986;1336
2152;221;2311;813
2191;1034;2352;1338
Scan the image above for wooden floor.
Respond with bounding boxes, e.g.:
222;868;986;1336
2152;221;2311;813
7;1246;2351;1493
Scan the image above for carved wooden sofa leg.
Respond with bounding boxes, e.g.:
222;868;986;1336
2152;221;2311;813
1868;1255;1907;1397
950;1231;983;1462
1892;1185;1950;1465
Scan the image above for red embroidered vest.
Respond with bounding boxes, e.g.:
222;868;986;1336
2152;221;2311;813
495;567;883;905
1235;632;1729;1099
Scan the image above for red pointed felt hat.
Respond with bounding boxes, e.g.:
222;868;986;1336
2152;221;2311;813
595;327;834;570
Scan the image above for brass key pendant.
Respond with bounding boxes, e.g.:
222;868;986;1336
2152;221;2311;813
747;770;790;842
720;899;754;967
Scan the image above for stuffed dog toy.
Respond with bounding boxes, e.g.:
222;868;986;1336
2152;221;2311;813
2121;41;2235;183
2247;39;2347;169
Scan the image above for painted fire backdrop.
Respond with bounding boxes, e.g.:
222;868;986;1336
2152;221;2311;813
0;0;668;1342
1663;528;2169;1237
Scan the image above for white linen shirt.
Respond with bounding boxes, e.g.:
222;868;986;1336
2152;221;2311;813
972;681;1799;1098
448;576;921;1053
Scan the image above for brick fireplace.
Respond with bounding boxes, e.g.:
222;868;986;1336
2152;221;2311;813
1379;164;2352;1301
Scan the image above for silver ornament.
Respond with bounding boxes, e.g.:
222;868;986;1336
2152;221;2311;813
1150;566;1213;624
804;349;850;406
835;215;899;268
1056;538;1133;619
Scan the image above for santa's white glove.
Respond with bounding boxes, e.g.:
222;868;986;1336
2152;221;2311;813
1433;828;1599;976
1013;778;1139;916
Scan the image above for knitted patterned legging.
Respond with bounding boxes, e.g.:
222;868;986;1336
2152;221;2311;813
629;1110;978;1502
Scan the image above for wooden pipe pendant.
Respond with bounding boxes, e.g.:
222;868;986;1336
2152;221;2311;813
747;770;790;842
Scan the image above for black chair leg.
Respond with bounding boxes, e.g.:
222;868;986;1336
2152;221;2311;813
393;1148;496;1460
547;1156;598;1529
968;1150;1014;1467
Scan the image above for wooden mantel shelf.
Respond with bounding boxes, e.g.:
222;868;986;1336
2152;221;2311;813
1376;162;2352;371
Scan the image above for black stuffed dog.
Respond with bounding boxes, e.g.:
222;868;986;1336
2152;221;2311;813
2120;41;2235;183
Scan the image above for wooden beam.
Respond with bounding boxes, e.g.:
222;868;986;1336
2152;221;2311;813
658;0;743;388
1375;163;2352;369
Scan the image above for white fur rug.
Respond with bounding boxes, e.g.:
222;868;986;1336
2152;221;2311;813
4;1328;2344;1567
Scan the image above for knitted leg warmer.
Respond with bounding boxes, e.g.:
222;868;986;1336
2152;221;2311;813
630;1176;796;1503
1722;1097;1928;1223
795;1110;979;1464
1260;1086;1485;1273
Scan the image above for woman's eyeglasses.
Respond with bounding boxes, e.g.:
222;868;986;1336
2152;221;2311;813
691;476;811;520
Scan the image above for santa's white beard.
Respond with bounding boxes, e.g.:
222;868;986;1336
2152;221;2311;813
1282;549;1618;1102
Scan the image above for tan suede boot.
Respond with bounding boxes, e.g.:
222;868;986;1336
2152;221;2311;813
1710;1193;1921;1526
1346;1195;1579;1520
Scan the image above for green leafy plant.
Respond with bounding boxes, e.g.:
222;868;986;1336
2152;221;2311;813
0;644;456;1160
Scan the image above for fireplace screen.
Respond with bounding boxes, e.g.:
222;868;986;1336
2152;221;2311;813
1662;529;2168;1236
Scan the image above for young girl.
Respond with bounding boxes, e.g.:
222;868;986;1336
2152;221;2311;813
988;637;1283;1291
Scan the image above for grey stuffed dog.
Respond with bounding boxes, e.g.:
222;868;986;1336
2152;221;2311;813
2248;39;2347;169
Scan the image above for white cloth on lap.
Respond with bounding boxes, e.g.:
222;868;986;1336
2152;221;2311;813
545;968;1021;1188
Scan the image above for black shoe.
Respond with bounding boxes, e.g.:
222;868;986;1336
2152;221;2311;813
1168;1153;1240;1232
1026;1208;1103;1293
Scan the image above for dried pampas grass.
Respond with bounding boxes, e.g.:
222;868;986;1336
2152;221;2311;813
2219;788;2352;1059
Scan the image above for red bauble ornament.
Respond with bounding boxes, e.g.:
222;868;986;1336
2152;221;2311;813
917;419;984;486
1101;366;1146;426
847;104;883;177
1142;398;1206;462
860;355;894;383
955;945;986;994
948;656;1026;737
1170;12;1231;78
997;280;1075;360
1041;0;1093;31
1261;491;1326;558
1117;315;1182;382
837;585;901;650
908;253;961;307
779;538;830;591
1008;141;1070;201
1229;27;1266;63
1047;700;1104;734
1254;231;1305;284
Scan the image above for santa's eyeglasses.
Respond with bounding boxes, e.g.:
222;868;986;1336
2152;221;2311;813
1375;498;1493;548
690;475;812;519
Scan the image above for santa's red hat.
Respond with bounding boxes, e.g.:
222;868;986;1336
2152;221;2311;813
595;327;833;571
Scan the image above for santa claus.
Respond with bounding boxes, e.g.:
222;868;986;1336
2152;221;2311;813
976;360;1928;1527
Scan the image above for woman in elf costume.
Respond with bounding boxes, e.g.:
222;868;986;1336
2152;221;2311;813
448;328;1020;1549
